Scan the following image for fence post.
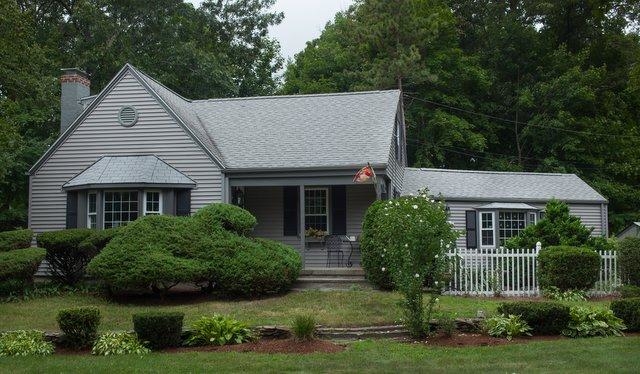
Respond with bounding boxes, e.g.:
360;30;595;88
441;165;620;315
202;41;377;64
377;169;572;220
535;241;542;253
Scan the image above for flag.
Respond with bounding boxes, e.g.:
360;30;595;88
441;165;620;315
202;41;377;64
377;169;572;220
353;163;376;183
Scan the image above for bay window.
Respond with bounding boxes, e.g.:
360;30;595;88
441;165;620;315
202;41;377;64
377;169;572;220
480;212;495;247
87;192;97;229
144;191;162;215
103;191;139;229
498;211;526;245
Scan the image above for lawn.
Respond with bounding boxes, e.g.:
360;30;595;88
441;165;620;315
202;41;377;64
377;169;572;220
0;337;638;373
0;289;611;332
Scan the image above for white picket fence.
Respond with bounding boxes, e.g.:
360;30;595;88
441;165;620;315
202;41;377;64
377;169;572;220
444;246;619;297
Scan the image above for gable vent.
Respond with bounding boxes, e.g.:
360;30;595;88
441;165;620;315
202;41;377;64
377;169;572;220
118;106;138;127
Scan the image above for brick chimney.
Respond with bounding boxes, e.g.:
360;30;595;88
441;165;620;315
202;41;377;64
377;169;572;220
60;68;90;133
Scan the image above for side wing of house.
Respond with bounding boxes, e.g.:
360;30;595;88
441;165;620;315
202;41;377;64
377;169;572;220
386;98;407;198
29;70;223;234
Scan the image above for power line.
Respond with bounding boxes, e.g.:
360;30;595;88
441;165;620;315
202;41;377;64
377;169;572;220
403;93;640;140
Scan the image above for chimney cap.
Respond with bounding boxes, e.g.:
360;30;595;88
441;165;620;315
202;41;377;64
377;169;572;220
60;68;90;79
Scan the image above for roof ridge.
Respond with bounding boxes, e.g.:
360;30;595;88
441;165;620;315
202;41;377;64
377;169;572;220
405;167;576;177
127;64;191;103
191;89;401;103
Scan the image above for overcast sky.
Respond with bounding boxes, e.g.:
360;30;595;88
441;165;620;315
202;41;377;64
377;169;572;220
188;0;355;61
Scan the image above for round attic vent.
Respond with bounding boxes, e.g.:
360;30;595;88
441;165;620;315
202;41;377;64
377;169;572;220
118;106;138;127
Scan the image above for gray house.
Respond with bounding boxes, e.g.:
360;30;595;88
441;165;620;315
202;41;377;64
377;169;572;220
29;63;609;270
28;64;406;269
402;168;609;249
616;222;640;240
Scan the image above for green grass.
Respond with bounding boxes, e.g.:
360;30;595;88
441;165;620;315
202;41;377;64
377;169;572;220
0;290;610;332
0;337;638;373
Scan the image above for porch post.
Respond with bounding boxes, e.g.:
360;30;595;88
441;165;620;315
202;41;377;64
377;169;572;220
299;184;305;266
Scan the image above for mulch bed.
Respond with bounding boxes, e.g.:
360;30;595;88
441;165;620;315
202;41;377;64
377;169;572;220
164;338;345;354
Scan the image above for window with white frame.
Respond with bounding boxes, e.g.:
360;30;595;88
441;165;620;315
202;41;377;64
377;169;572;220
498;211;526;245
480;212;495;247
87;192;97;229
144;191;162;215
104;191;138;229
304;188;328;232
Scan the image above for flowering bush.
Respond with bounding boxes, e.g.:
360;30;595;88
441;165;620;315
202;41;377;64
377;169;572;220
361;191;459;338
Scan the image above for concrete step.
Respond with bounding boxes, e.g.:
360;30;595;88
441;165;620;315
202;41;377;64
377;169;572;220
300;268;365;276
297;276;368;283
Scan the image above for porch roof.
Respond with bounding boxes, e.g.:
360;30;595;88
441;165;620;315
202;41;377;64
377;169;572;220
62;155;196;190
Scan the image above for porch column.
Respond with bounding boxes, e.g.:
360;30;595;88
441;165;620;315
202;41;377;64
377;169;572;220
299;184;305;265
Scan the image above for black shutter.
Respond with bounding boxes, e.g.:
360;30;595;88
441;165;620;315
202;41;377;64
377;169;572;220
331;186;347;235
66;191;78;229
176;189;191;216
465;210;478;249
283;186;298;236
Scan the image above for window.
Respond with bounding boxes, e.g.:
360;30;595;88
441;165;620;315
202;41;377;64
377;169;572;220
528;212;537;225
539;211;546;220
480;212;495;247
87;192;97;229
498;211;526;245
304;188;328;232
144;191;162;215
395;121;402;162
104;191;138;229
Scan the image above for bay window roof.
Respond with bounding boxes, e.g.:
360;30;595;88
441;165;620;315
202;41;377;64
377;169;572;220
62;155;195;190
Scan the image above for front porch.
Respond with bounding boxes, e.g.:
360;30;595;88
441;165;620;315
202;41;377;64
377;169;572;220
234;184;378;269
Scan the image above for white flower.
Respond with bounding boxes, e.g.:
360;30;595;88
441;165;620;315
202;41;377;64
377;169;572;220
381;267;386;272
404;243;409;248
445;244;450;249
412;205;418;210
406;214;410;218
383;248;386;252
434;281;439;285
435;298;440;302
414;273;420;278
434;254;439;258
381;254;385;258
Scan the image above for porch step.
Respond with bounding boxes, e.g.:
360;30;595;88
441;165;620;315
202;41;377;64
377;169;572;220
300;268;365;276
294;270;371;291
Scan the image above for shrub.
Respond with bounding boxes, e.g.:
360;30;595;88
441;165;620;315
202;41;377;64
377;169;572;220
484;314;532;340
193;203;257;236
92;332;150;356
618;285;640;298
435;313;457;337
0;330;54;356
56;307;101;349
0;229;33;252
611;298;640;332
360;200;394;290
78;227;121;253
618;237;640;286
538;246;600;291
37;228;96;285
132;311;184;349
292;315;316;341
0;248;46;296
185;315;254;346
497;301;571;335
361;193;459;338
562;306;626;338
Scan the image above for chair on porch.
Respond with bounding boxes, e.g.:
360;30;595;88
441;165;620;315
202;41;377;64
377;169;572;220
324;235;344;267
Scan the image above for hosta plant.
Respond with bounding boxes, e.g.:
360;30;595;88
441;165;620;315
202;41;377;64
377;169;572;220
0;330;54;356
185;315;254;346
484;314;533;341
91;332;150;356
543;286;587;302
562;307;626;338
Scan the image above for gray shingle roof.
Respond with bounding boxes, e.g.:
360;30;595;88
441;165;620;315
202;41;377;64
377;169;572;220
402;168;607;203
63;155;195;190
130;66;400;170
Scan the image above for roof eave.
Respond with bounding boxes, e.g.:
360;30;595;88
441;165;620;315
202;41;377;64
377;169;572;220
62;182;196;191
436;196;608;204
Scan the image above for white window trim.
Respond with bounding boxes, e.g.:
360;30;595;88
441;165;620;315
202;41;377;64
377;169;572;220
143;190;163;216
304;187;330;233
480;211;496;248
102;190;140;229
87;191;97;229
497;210;527;245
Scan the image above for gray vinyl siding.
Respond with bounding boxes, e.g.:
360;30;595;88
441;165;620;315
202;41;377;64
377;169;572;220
29;72;222;234
445;200;607;249
244;184;374;268
386;103;406;197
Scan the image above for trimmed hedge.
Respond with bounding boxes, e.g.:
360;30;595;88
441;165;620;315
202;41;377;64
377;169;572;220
0;229;33;252
0;248;46;296
538;246;600;291
611;298;640;332
132;311;184;349
78;227;121;253
193;203;257;236
618;285;640;298
619;237;640;287
37;229;96;285
57;307;101;349
497;301;571;335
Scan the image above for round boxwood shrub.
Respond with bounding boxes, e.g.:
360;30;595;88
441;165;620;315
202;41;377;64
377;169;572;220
497;301;571;335
57;307;101;349
538;246;600;291
37;228;96;285
618;237;640;287
0;248;46;296
360;200;394;290
611;298;640;332
193;203;257;236
0;229;33;252
132;311;184;349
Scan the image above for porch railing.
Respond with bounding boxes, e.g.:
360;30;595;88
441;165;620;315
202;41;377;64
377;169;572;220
444;246;619;297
